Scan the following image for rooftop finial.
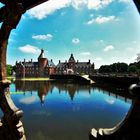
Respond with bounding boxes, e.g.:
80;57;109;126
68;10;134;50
69;53;75;62
41;49;44;53
38;49;45;59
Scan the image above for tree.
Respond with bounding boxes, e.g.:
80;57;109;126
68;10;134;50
99;65;111;73
116;63;128;73
6;65;13;76
128;65;137;73
99;62;128;73
110;63;117;72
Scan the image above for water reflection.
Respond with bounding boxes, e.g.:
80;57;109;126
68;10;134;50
11;80;131;140
14;80;131;104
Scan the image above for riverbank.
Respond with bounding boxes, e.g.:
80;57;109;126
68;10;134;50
89;75;139;86
7;77;51;81
19;77;50;81
50;74;92;84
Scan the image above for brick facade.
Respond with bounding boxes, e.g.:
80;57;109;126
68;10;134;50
56;54;94;75
16;49;56;78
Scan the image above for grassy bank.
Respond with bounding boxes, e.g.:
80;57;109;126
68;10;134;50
7;77;51;81
17;77;50;81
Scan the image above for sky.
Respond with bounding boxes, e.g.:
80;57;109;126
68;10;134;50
1;0;140;68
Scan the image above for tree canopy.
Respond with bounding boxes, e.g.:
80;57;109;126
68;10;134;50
99;62;140;74
6;64;13;76
99;63;128;73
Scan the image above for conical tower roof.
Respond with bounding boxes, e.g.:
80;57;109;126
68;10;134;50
38;49;45;59
68;54;75;62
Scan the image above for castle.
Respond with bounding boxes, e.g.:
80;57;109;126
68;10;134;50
56;54;94;75
16;49;56;78
16;50;95;78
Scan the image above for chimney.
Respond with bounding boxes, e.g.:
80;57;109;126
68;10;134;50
51;59;53;62
24;59;26;63
77;60;79;63
59;60;61;63
31;59;33;62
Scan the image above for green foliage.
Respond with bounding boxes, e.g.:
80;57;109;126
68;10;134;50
128;65;137;73
6;64;13;76
137;69;140;74
99;65;111;73
99;61;140;74
99;63;128;73
129;61;140;73
116;63;128;73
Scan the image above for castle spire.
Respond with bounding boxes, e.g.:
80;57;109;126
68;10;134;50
38;49;45;59
68;53;75;62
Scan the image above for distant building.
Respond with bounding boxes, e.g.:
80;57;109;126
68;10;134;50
16;49;56;78
56;54;94;75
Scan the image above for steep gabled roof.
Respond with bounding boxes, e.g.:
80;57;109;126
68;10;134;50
68;54;75;62
76;62;91;67
57;62;67;68
48;60;55;67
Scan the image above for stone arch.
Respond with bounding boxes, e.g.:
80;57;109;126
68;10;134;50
0;0;139;139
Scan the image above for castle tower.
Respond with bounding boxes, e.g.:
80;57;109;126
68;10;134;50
38;49;47;68
68;54;75;63
68;53;76;70
38;49;48;77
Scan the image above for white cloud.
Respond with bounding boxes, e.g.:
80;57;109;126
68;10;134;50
27;0;71;20
90;14;94;17
80;52;91;56
119;0;130;3
87;18;95;25
61;11;66;16
32;34;53;41
71;0;87;9
95;57;102;61
104;45;114;52
95;16;115;24
87;15;115;24
99;40;104;43
72;38;80;44
88;0;113;10
126;47;134;51
28;0;113;20
132;41;137;44
19;44;40;54
87;0;101;10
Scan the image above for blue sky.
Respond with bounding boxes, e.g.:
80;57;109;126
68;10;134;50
1;0;140;68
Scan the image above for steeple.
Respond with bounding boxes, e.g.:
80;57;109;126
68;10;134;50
38;49;45;59
68;53;75;62
38;49;48;72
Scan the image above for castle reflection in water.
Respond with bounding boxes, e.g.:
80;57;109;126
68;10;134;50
12;80;133;140
15;80;93;103
14;80;131;104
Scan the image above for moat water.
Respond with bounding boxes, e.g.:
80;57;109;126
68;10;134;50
3;81;132;140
